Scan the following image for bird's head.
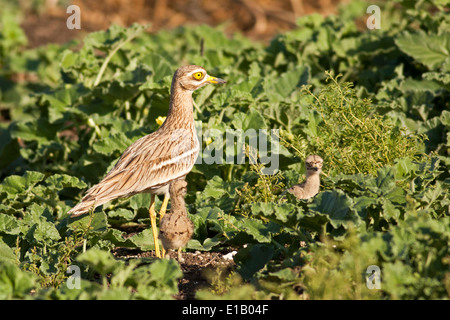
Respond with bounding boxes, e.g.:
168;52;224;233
305;155;324;174
169;179;188;198
173;65;226;91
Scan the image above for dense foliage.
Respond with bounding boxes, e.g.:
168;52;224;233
0;0;449;299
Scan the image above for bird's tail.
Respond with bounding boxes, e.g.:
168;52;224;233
68;197;98;217
68;179;128;217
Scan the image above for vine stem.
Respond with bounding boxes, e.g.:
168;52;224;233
93;28;144;87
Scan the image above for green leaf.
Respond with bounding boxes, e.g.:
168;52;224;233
0;241;17;265
239;219;279;243
264;65;310;103
395;33;450;70
93;132;133;155
101;228;137;248
202;175;228;199
38;85;85;122
231;110;267;131
69;211;108;233
0;215;21;235
0;171;45;196
76;248;123;276
129;228;155;251
382;199;401;221
251;202;301;225
309;190;360;229
186;236;221;251
131;259;182;299
235;244;274;280
0;263;36;299
25;204;61;243
107;208;135;221
45;174;88;191
141;53;173;83
10;119;59;145
268;268;298;282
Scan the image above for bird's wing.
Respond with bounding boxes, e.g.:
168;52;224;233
69;128;198;216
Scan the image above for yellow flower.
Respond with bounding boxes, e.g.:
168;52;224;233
155;116;166;127
205;137;213;146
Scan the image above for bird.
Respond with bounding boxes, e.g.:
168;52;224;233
68;65;226;258
288;155;323;200
159;179;193;262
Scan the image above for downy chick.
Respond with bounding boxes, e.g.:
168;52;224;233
288;155;323;200
159;179;193;262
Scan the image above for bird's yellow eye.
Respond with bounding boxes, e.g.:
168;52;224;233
192;72;204;80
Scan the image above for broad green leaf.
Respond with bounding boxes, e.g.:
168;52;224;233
202;175;228;199
38;85;86;122
373;167;397;194
0;263;36;299
10;119;59;145
25;204;61;243
129;228;155;251
93;132;133;155
141;52;174;83
352;196;377;220
239;219;279;243
76;248;124;276
45;174;88;191
194;83;216;107
231;110;267;131
101;228;137;248
147;258;183;284
382;199;401;221
440;110;450;127
400;78;443;92
235;244;274;280
310;190;360;229
268;268;298;282
129;192;153;210
0;215;21;235
0;241;17;265
0;171;45;196
107;208;135;221
264;64;310;103
186;236;221;251
251;202;301;225
132;259;182;299
69;211;108;233
395;33;450;70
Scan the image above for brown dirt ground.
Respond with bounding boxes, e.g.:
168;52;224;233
113;246;236;299
21;0;347;47
16;0;346;299
110;224;236;299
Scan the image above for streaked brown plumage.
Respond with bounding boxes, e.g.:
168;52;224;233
68;65;225;258
159;179;193;262
288;155;323;199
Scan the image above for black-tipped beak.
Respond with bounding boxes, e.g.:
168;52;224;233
206;75;226;84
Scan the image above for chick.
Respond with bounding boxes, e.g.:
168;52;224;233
159;179;193;262
288;155;323;200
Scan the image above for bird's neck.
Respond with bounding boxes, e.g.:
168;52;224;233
165;84;194;129
305;172;321;190
170;195;188;215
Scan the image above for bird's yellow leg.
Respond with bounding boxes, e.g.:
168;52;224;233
177;247;182;261
149;195;161;258
159;194;169;258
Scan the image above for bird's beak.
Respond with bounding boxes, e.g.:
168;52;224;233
205;75;226;84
